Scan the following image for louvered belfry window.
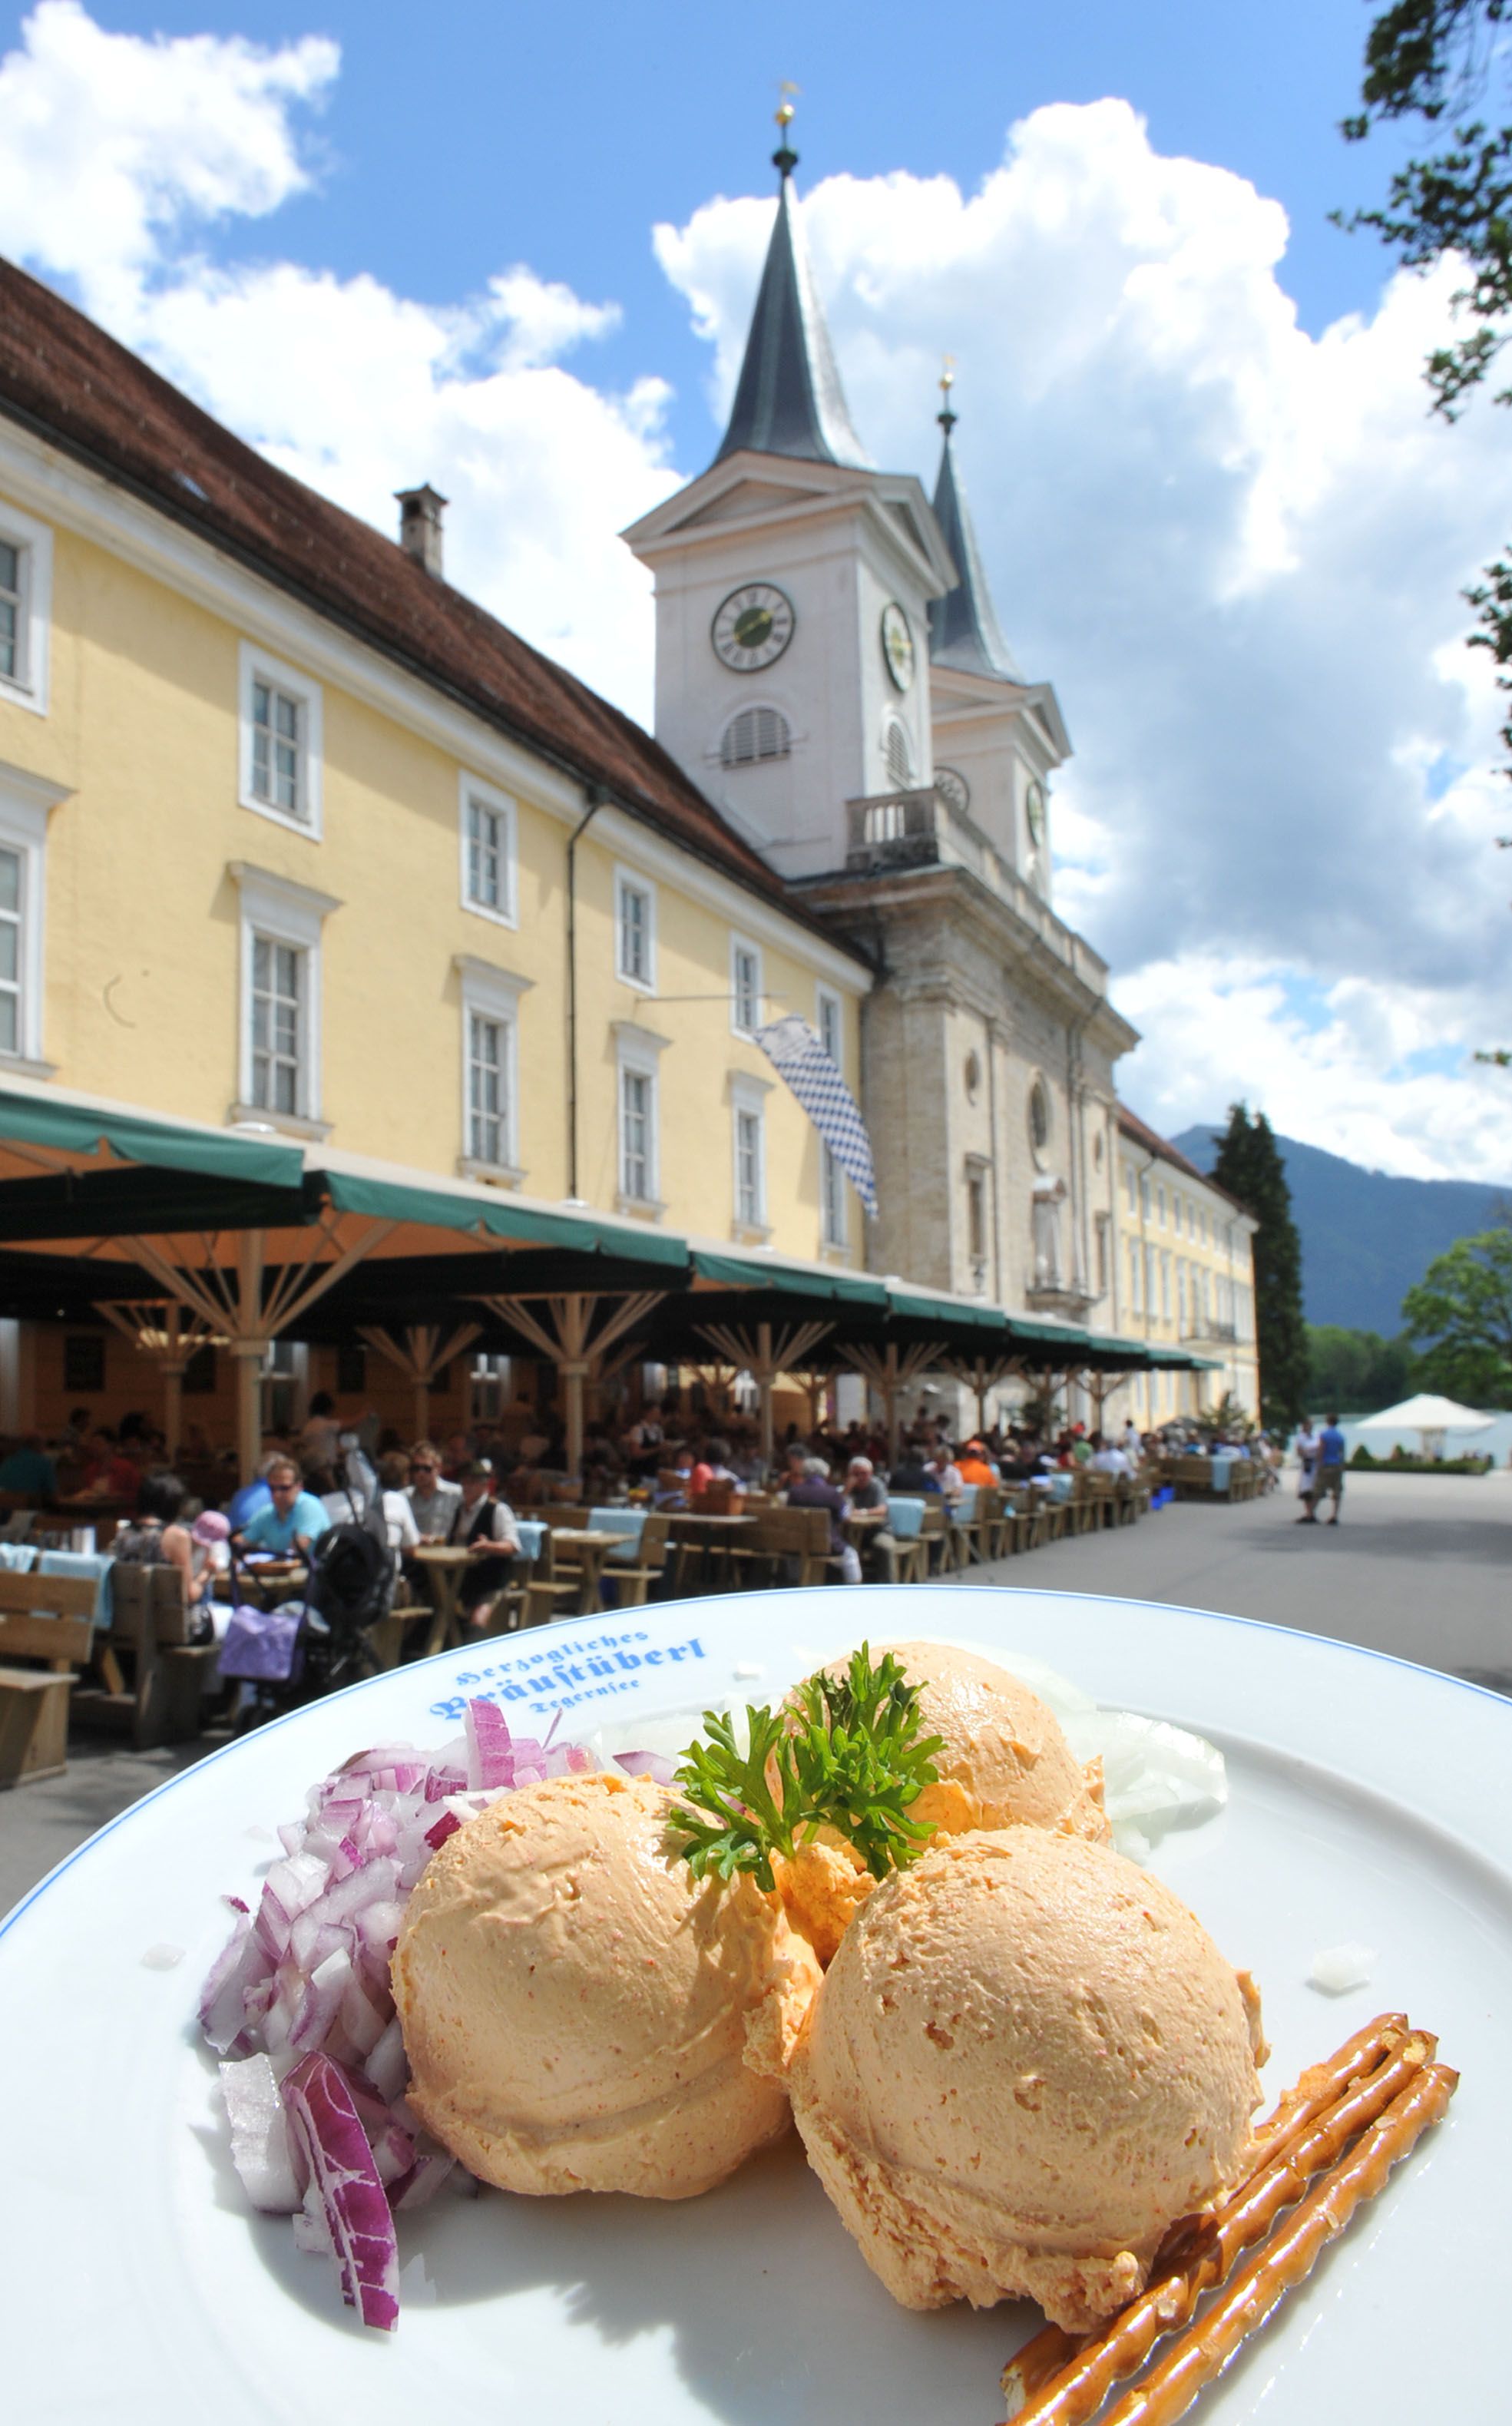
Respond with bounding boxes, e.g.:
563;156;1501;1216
720;706;791;767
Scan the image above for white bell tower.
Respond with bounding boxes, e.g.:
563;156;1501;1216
621;112;956;882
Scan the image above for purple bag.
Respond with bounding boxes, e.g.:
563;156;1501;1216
218;1600;306;1683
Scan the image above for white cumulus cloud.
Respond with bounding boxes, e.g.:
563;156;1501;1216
657;102;1512;1180
0;3;678;704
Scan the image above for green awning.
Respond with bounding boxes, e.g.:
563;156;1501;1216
316;1168;689;1267
0;1085;304;1189
888;1289;1010;1335
690;1247;888;1306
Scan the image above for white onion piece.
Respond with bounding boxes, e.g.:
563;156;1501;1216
1310;1941;1378;1994
220;2053;301;2213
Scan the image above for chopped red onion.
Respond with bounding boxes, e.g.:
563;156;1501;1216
201;1700;638;2329
613;1749;677;1786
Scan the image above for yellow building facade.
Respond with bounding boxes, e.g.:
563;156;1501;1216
1110;1110;1260;1428
0;278;869;1279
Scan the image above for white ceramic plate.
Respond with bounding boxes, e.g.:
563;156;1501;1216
2;1587;1505;2426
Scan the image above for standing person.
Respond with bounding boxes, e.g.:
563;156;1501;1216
1315;1413;1348;1525
1294;1418;1321;1525
406;1441;461;1544
299;1392;341;1471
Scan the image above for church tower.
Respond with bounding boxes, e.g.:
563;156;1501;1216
621;112;956;880
627;111;1136;1334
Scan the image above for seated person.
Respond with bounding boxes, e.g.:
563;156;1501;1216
235;1457;330;1558
448;1458;521;1627
405;1441;461;1543
955;1439;998;1490
371;1450;420;1566
786;1455;861;1584
0;1432;57;1497
842;1455;897;1577
1088;1430;1132;1477
886;1450;940;1496
77;1427;140;1498
930;1449;965;1502
114;1471;213;1619
653;1445;696;1509
689;1437;736;1500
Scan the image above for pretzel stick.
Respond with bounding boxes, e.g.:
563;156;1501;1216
1099;2062;1457;2426
1001;2011;1412;2418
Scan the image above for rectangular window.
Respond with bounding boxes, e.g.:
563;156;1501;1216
0;846;22;1057
1129;1240;1143;1314
239;643;323;836
1095;1214;1109;1298
470;1352;511;1422
620;1065;653;1200
1140;1173;1152;1220
183;1344;217;1395
64;1333;105;1395
1160;1252;1172;1320
460;779;517;925
966;1167;987;1279
250;934;304;1115
1177;1262;1188;1329
736;1104;765;1227
1156;1183;1166;1226
468;1010;509;1166
251;679;303;818
0;541;19;685
468;797;503;910
615;871;656;989
1124;1164;1136;1214
730;938;762;1035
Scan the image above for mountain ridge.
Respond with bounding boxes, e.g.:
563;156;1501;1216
1170;1125;1512;1333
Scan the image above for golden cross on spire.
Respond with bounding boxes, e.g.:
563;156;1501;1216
938;354;958;435
773;81;799;179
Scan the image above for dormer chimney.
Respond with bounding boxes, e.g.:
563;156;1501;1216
395;483;448;578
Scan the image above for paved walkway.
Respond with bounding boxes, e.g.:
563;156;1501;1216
3;1471;1505;1919
942;1468;1512;1693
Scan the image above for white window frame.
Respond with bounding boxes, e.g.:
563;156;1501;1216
729;1072;773;1241
455;953;531;1183
730;935;763;1038
458;772;518;928
0;502;52;717
238;640;323;839
614;866;657;993
229;862;340;1135
613;1021;670;1216
0;761;65;1073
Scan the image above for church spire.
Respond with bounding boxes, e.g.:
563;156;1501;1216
713;96;871;471
928;366;1019;679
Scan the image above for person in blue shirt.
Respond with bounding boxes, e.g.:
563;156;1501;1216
234;1456;330;1557
1315;1414;1348;1525
0;1435;57;1496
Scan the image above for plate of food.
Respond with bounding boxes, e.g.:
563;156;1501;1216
1;1586;1504;2425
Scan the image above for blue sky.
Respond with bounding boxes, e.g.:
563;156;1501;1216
20;0;1421;468
2;1;1509;1183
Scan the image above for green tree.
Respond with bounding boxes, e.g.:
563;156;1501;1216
1305;1324;1417;1411
1400;1223;1512;1402
1342;6;1512;1054
1210;1104;1309;1432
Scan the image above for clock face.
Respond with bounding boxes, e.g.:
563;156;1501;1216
1026;779;1047;848
880;601;915;691
935;764;971;816
711;583;796;673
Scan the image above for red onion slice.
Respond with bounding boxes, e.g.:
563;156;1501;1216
280;2053;400;2332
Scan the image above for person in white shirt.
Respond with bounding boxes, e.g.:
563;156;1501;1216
1088;1431;1132;1478
1120;1419;1142;1461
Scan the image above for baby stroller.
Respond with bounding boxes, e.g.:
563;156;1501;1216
220;1489;395;1729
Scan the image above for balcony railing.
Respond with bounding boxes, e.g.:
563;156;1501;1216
842;786;1111;996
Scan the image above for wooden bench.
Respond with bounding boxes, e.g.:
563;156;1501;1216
68;1563;218;1749
0;1588;94;1787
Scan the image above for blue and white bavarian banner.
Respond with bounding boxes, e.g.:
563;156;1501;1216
753;1013;878;1217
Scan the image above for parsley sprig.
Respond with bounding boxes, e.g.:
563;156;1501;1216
668;1642;944;1893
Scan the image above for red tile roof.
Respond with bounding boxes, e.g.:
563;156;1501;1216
0;256;862;959
1116;1105;1252;1216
